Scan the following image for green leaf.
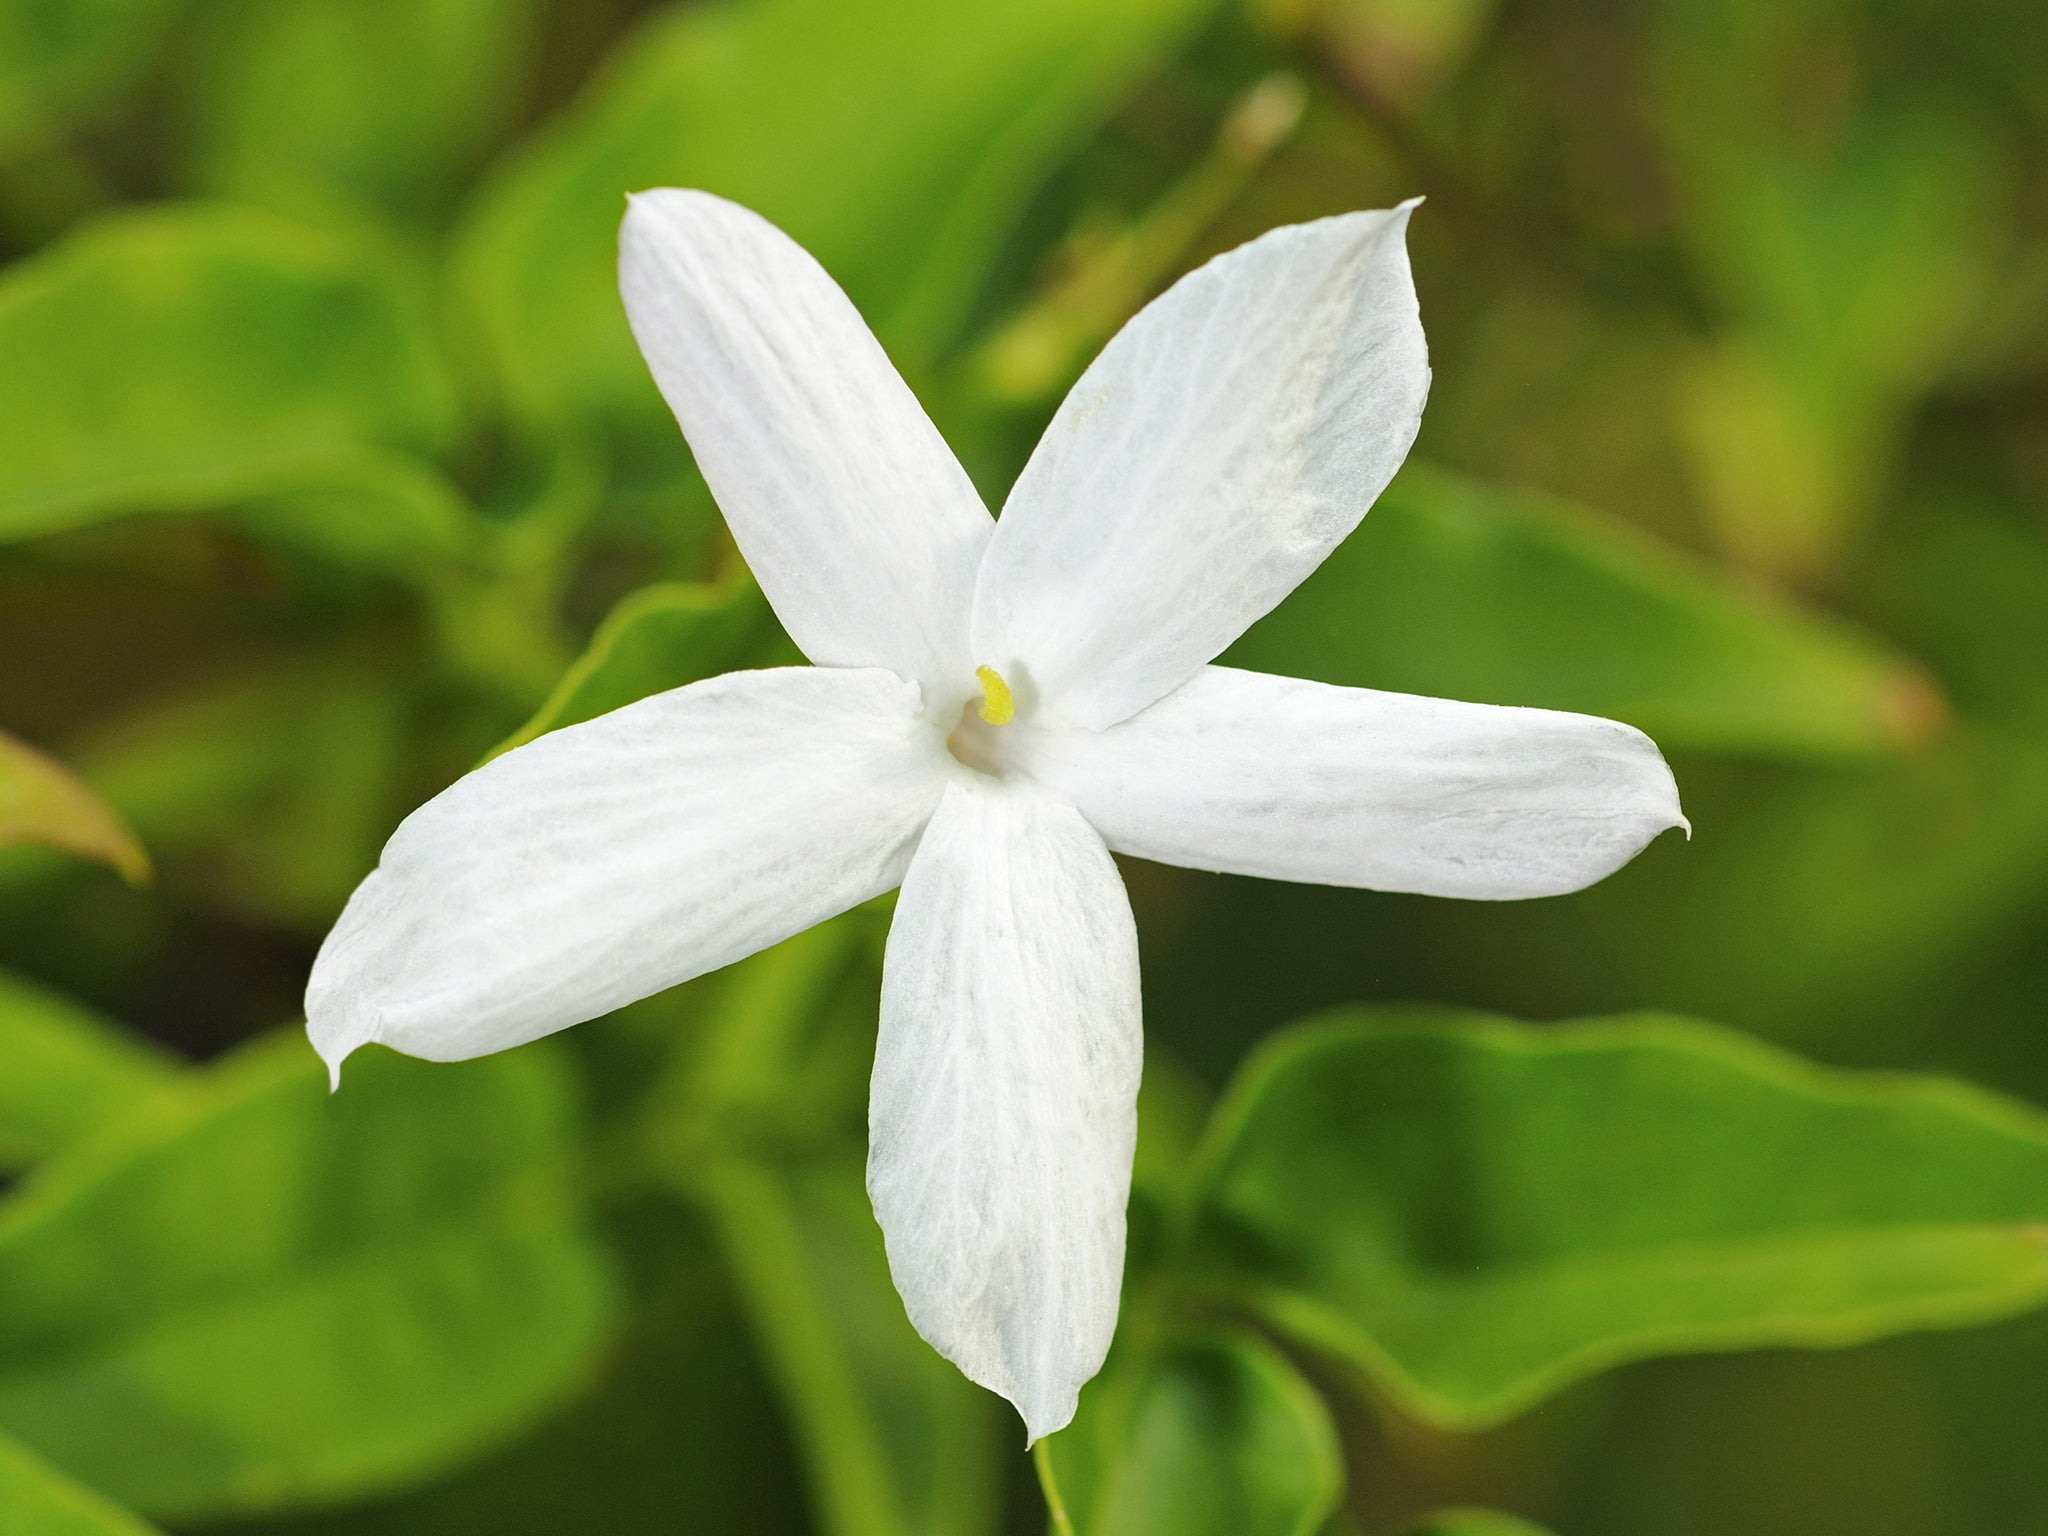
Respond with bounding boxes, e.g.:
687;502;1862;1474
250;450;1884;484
1042;1328;1342;1536
497;574;774;755
456;0;1218;440
1397;1513;1557;1536
0;971;179;1169
1222;463;1944;761
0;1432;161;1536
0;730;147;883
1186;1009;2048;1429
0;1031;618;1519
184;0;542;225
0;0;192;156
0;203;460;546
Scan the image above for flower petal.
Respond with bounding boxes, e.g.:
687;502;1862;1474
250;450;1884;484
620;190;992;702
308;667;947;1077
1023;666;1685;900
971;204;1429;730
868;777;1142;1441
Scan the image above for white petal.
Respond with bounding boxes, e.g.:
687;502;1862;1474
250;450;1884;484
620;190;992;704
971;204;1429;730
868;777;1142;1442
1021;666;1686;900
307;667;947;1075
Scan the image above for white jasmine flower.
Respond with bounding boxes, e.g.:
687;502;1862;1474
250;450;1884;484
307;190;1684;1441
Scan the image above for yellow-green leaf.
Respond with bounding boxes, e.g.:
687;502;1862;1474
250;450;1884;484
0;204;460;546
0;731;146;883
184;0;541;224
0;1432;161;1536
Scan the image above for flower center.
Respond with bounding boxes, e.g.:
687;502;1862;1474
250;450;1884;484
972;664;1015;725
948;664;1017;776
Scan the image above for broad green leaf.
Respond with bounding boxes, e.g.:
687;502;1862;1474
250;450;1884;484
0;730;146;882
646;923;1000;1536
1042;1328;1342;1536
0;1432;161;1536
457;0;1218;441
1186;1009;2048;1429
1222;464;1943;761
1399;1513;1557;1536
0;0;191;156
0;971;179;1168
0;1030;617;1520
498;574;773;754
0;204;460;545
184;0;541;225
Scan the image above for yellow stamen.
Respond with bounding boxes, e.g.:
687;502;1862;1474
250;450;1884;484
975;665;1015;725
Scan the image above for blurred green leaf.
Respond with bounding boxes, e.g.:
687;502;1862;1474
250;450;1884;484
497;574;773;754
0;1431;161;1536
1261;0;1501;107
1222;464;1943;760
24;663;411;926
1532;730;2048;1050
1042;1327;1342;1536
1858;496;2048;733
1397;1513;1557;1536
0;1030;617;1520
1651;1;2006;577
184;0;541;225
0;204;461;547
1186;1009;2048;1428
0;730;147;883
0;0;190;156
647;923;1000;1536
0;970;178;1169
230;453;474;577
964;70;1307;408
457;0;1219;443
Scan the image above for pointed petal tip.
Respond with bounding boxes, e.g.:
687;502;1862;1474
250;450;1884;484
1020;1402;1078;1448
306;989;376;1095
310;1026;363;1094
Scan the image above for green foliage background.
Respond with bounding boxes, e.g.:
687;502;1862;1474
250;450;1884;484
2;0;2046;1531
